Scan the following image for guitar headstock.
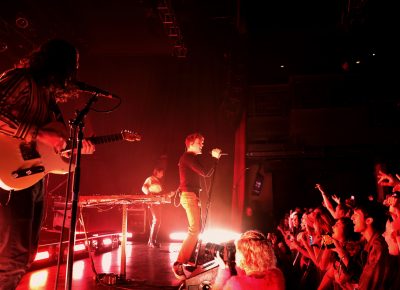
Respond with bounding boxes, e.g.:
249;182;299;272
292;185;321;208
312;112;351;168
121;130;142;142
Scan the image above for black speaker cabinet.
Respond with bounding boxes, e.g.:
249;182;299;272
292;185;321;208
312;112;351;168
127;206;146;234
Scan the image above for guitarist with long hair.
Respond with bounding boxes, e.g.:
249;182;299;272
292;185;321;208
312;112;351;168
0;39;95;290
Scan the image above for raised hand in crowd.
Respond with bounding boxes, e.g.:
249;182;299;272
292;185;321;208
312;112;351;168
384;193;400;221
296;231;317;263
331;194;341;205
377;170;400;192
296;231;309;245
267;232;278;245
316;184;338;219
278;225;294;249
315;183;325;195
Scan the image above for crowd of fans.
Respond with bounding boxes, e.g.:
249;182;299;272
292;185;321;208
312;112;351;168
267;170;400;290
212;169;400;289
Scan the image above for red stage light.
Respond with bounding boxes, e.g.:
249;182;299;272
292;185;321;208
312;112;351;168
34;251;50;261
74;244;86;252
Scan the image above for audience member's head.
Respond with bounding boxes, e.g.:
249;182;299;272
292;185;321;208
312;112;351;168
279;214;290;231
300;213;308;231
313;211;334;236
235;230;277;274
152;167;164;179
352;201;387;235
289;211;301;230
335;203;352;219
332;217;359;242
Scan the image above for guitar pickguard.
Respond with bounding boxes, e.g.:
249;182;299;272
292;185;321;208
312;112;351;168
19;142;41;160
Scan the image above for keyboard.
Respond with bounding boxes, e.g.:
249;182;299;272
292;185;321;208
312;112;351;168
78;193;173;206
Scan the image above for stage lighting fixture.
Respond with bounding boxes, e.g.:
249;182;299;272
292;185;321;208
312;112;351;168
15;16;29;29
74;243;86;252
29;270;48;288
102;238;113;246
34;251;50;261
163;13;175;25
156;0;168;10
168;26;180;37
173;45;188;58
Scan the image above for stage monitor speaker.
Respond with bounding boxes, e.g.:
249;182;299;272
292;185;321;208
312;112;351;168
183;261;219;290
127;206;146;234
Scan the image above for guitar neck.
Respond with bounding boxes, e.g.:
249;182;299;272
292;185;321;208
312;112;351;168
62;130;139;152
87;133;123;145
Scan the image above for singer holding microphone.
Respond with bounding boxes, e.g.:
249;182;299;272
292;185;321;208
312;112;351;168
172;133;222;280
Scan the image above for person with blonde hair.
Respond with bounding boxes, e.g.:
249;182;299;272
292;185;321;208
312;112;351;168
213;230;285;290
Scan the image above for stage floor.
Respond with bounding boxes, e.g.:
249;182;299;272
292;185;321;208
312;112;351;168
17;242;186;290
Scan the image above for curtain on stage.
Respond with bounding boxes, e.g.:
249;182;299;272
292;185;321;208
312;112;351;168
231;112;246;231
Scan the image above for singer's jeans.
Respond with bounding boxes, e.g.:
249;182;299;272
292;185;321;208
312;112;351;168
176;191;201;264
0;181;44;290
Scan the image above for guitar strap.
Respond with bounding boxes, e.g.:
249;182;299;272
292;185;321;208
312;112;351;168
48;97;66;124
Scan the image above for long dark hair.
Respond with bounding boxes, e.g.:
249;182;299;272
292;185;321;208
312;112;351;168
27;39;78;88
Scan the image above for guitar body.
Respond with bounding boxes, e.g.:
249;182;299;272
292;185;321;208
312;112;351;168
0;130;140;191
0;135;70;191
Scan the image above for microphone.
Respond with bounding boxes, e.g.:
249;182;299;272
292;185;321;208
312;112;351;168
72;81;119;99
209;151;228;156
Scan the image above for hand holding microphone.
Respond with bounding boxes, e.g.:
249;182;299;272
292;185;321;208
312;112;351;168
211;148;223;159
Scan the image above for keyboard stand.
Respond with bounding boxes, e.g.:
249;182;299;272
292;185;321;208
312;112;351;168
80;202;145;286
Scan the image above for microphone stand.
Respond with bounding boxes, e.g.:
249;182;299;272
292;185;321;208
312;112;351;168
193;158;220;268
65;94;98;290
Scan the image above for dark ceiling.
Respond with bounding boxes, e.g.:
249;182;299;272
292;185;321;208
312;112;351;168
1;0;396;78
0;0;171;62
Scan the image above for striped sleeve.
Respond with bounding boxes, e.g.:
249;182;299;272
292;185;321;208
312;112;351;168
0;69;36;139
